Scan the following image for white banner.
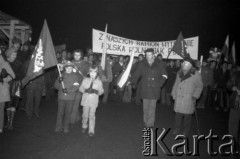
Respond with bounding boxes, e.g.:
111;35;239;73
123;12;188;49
92;29;199;59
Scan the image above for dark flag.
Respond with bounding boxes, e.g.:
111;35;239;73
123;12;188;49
26;19;58;80
171;32;188;59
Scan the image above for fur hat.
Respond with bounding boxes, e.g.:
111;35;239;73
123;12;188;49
183;53;196;68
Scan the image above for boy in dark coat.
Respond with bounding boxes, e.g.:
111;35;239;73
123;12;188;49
54;61;80;133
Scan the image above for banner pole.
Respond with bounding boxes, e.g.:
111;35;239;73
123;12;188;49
57;64;67;95
199;55;203;73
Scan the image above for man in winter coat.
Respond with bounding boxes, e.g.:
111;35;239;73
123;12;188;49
131;48;168;128
171;56;203;136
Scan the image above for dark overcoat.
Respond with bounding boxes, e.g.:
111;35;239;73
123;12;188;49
132;59;167;99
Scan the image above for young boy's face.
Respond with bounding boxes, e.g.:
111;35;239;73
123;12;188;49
89;69;97;79
65;66;73;73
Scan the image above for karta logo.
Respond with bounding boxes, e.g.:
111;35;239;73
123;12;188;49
142;128;239;157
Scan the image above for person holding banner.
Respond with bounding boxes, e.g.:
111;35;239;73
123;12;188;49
54;61;80;134
112;55;124;96
131;48;168;128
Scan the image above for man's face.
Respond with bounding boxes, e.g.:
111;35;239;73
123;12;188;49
23;45;29;51
74;52;81;61
182;61;192;72
157;55;162;61
67;53;72;59
146;52;154;62
62;51;67;58
119;56;124;63
13;43;20;50
89;55;94;62
139;55;144;61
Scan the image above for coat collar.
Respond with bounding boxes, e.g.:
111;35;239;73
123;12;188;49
179;68;196;82
143;58;157;67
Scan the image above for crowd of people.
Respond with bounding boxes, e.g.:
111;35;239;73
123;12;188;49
0;38;239;147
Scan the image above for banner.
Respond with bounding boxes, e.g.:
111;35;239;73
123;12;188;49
92;29;199;59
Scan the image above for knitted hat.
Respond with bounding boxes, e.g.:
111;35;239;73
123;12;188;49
63;61;75;69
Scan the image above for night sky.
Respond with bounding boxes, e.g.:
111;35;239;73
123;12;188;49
1;0;239;59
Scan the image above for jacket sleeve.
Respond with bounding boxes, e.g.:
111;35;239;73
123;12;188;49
54;78;62;90
159;62;168;87
171;73;180;100
3;63;15;83
131;62;142;84
79;79;86;93
96;80;104;96
192;73;203;99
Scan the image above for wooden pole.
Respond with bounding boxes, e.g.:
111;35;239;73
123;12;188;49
57;64;67;96
9;20;16;47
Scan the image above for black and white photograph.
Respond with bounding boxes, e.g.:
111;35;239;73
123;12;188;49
0;0;240;158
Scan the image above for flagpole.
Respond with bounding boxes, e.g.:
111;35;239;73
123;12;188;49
57;64;67;96
101;24;108;71
166;48;172;60
199;55;203;73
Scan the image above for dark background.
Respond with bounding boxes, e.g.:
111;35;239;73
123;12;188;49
1;0;239;60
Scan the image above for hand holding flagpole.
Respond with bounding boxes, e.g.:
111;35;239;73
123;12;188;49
57;64;67;96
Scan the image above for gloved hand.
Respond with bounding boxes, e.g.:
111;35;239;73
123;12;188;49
92;89;98;94
85;88;94;94
0;68;9;78
62;88;68;94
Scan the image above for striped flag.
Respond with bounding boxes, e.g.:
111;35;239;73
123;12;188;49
117;50;135;88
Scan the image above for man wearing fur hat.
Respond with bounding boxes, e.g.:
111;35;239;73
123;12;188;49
171;55;203;136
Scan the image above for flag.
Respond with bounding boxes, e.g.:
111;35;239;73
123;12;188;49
170;32;188;59
231;41;236;65
221;35;229;62
100;24;108;70
27;20;58;79
117;50;135;88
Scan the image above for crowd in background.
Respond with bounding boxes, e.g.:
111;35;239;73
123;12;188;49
0;38;240;145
